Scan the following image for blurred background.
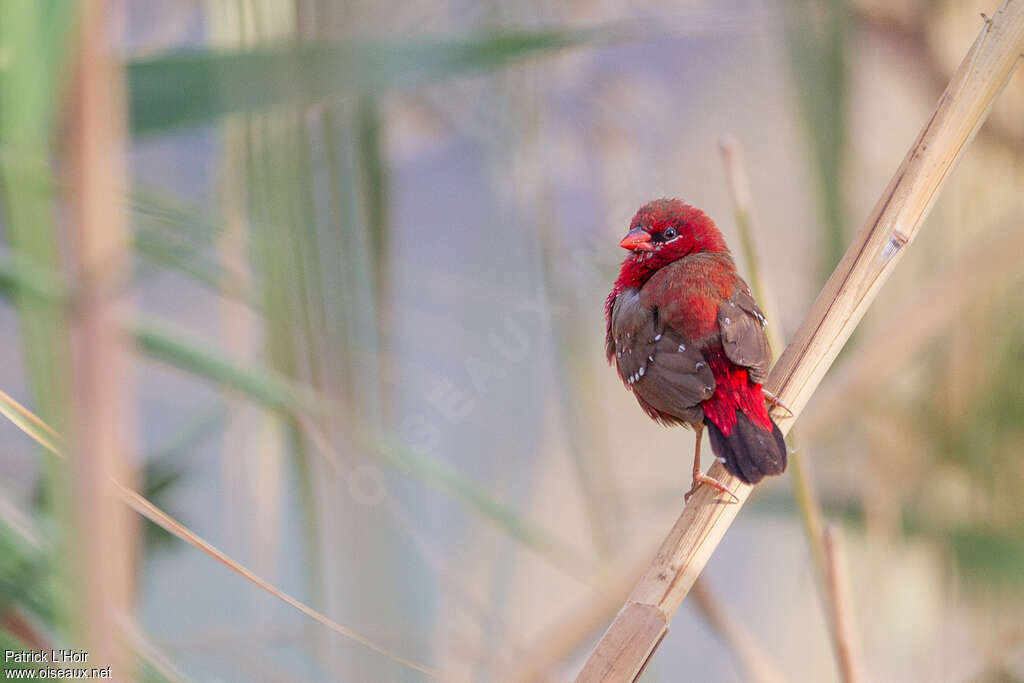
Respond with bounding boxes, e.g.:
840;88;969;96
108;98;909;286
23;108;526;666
1;0;1022;681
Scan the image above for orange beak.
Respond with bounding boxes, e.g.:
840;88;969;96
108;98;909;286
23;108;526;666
619;228;654;252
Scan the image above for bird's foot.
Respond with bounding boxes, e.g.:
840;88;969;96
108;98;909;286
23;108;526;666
685;473;739;504
763;389;794;419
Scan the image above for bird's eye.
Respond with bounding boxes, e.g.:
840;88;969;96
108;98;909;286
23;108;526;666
663;227;678;240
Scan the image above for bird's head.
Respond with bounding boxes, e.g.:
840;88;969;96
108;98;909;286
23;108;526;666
614;198;729;288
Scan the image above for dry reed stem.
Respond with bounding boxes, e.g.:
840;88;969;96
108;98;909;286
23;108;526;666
718;135;828;581
717;136;772;333
2;610;50;651
0;387;61;454
0;388;445;680
721;135;843;676
822;525;865;683
122;623;189;683
65;2;137;675
689;579;787;683
801;214;1024;441
298;417;539;677
509;548;655;682
577;4;1024;680
118;486;446;679
510;544;785;682
208;0;284;622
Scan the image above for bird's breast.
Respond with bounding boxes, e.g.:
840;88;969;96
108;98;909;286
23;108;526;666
670;294;720;343
640;256;736;346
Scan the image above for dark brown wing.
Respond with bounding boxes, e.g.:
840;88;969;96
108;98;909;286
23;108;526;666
718;281;771;383
609;288;715;425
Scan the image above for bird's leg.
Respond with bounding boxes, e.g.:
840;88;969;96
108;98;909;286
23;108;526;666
762;388;793;419
685;424;739;504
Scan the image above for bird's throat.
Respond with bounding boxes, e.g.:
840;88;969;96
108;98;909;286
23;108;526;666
614;251;667;290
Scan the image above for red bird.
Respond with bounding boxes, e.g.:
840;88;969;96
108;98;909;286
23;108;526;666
605;198;787;501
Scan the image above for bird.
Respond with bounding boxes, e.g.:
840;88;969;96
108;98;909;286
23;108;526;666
605;198;787;501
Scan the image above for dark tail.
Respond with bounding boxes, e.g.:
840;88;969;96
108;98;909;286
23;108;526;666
706;412;787;484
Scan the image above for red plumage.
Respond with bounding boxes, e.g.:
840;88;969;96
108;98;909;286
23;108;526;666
702;345;773;436
606;198;786;494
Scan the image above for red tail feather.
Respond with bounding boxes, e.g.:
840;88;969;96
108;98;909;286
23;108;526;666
701;346;772;435
701;345;786;484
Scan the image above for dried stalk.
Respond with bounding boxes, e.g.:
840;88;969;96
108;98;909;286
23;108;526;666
65;2;137;675
510;543;786;682
718;136;828;584
801;213;1024;441
2;610;50;651
0;386;444;680
577;4;1024;680
118;486;444;679
510;550;653;682
822;525;865;683
722;136;864;678
689;579;787;683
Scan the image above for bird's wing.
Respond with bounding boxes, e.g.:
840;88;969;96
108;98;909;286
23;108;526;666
718;281;772;383
610;288;715;422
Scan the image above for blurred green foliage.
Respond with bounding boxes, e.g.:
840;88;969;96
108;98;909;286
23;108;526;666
785;0;848;281
128;30;600;135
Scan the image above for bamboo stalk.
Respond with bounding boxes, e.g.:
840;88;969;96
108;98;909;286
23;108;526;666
822;525;865;683
577;4;1024;680
64;2;137;676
